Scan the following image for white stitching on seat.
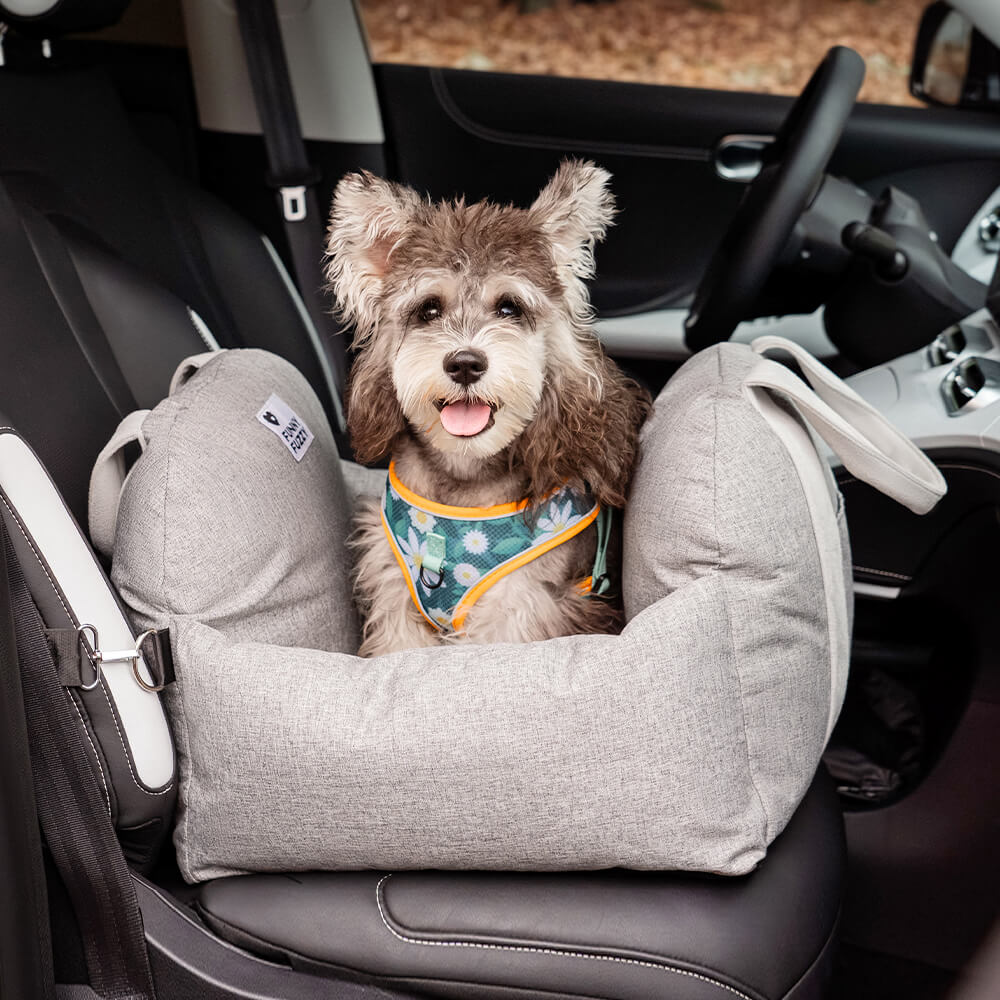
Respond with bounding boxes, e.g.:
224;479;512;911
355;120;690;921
840;459;1000;585
374;875;756;1000
98;682;174;796
68;693;112;813
0;491;74;621
852;565;912;581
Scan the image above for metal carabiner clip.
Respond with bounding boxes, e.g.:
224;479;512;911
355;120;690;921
76;623;102;691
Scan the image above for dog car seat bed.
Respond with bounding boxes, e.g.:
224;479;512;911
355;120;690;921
93;340;944;882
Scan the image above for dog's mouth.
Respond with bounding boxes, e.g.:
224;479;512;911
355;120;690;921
434;399;498;437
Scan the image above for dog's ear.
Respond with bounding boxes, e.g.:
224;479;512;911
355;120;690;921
346;348;406;465
514;349;651;509
529;160;615;282
325;171;421;344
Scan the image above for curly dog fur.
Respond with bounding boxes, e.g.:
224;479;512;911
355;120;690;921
326;160;649;656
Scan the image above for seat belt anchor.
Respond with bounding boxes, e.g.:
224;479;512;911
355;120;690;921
280;185;308;222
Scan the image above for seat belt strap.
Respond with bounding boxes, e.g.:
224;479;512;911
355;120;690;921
2;522;157;1000
0;526;55;1000
234;0;348;435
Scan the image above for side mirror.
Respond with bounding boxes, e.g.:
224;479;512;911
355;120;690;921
910;1;1000;109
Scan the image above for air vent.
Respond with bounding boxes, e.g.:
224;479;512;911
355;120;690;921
927;325;967;366
941;357;1000;415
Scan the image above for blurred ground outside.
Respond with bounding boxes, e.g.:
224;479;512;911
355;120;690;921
359;0;929;106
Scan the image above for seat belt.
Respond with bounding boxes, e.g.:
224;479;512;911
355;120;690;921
234;0;348;436
0;530;55;1000
2;521;157;1000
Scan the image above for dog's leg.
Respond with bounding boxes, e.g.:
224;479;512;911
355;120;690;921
351;498;440;657
460;573;623;646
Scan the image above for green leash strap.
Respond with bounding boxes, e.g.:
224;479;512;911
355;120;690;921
589;506;613;597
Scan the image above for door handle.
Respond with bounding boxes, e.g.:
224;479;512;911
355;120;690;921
714;134;775;182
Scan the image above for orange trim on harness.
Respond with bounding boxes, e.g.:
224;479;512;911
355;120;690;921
388;461;534;519
451;505;600;630
379;504;439;631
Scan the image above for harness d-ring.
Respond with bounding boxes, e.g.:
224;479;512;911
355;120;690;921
419;565;445;590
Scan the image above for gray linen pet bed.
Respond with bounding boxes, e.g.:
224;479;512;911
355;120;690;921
89;340;944;882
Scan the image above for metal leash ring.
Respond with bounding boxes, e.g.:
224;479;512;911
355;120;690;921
419;565;445;590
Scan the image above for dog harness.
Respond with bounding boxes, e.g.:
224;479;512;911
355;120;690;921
381;461;612;634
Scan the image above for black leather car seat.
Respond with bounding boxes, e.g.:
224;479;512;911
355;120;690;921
0;3;846;998
191;777;844;1000
0;26;344;449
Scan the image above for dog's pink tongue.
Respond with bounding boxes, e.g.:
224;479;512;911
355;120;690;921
440;402;492;436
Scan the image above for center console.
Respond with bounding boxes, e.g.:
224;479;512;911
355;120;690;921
847;306;1000;458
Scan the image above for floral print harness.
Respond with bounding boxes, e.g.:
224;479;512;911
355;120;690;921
381;461;611;634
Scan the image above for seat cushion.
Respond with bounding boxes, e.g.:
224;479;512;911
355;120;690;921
195;771;844;1000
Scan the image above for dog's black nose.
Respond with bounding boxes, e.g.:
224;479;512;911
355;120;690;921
444;349;488;385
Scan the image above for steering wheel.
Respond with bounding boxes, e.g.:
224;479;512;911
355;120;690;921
684;46;866;352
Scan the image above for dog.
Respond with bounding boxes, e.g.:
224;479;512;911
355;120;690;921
325;160;650;656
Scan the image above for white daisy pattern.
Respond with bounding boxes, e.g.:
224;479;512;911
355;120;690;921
463;529;489;554
537;499;582;537
408;508;436;533
452;563;481;587
397;527;427;572
383;475;595;633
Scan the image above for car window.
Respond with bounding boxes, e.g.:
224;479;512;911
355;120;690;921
358;0;926;106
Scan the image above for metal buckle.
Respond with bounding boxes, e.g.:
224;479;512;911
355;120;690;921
76;624;102;691
280;185;307;222
76;625;166;693
130;630;166;692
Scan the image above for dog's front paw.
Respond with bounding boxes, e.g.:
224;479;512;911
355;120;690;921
358;618;439;657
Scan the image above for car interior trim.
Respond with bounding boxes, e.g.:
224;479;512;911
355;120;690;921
595;307;837;360
179;0;385;145
429;68;711;163
845;309;1000;453
375;873;758;1000
0;431;174;789
851;580;902;600
186;306;220;352
949;183;1000;283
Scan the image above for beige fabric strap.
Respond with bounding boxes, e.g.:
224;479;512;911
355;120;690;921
88;409;150;558
168;350;218;396
748;335;946;515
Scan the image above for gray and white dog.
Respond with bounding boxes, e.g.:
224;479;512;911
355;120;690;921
325;160;649;656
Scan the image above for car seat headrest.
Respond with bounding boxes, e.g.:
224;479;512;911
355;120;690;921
0;0;130;37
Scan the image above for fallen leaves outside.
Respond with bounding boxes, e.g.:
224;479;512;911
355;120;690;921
359;0;929;106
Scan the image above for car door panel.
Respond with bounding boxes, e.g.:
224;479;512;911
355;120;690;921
376;64;1000;322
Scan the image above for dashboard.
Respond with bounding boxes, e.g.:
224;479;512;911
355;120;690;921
595;183;1000;363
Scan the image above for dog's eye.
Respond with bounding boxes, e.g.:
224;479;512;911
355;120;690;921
417;297;443;323
496;297;522;320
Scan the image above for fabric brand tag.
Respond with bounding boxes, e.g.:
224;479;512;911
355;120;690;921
256;393;314;462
